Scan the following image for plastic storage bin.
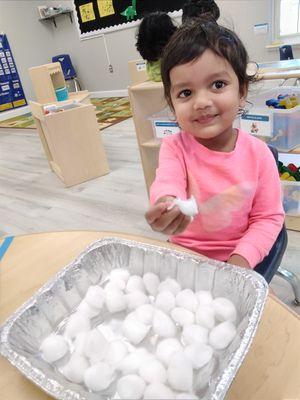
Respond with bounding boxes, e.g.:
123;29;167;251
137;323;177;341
148;107;180;139
239;86;300;152
281;180;300;216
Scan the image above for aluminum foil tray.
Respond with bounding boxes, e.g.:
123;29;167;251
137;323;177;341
0;237;268;400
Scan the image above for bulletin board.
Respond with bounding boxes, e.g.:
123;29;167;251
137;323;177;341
0;34;27;112
74;0;186;39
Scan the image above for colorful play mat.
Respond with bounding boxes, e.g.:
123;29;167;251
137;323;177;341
0;97;132;131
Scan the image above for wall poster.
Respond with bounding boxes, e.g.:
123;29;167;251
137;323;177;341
0;34;27;112
73;0;186;39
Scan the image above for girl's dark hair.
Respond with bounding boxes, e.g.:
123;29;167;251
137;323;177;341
182;0;220;23
136;12;177;62
161;19;253;108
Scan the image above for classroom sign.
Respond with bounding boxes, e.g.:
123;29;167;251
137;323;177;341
0;34;27;112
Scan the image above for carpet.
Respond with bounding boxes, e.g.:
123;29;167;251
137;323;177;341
0;97;132;131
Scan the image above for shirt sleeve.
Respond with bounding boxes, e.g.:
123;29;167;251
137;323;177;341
231;145;285;268
150;137;188;205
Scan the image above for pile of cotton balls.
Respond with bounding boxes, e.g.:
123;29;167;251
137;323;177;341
39;269;238;399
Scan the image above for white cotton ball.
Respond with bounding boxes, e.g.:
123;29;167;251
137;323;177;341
84;361;115;391
176;393;198;400
60;354;89;384
144;383;175;399
126;290;149;310
105;288;127;313
194;358;216;392
195;290;213;306
195;305;215;330
104;281;125;292
82;329;108;360
126;275;145;293
182;324;208;346
84;285;105;309
64;313;91;339
73;332;88;356
122;314;150;345
106;340;128;366
139;358;167;384
173;196;198;217
77;299;100;319
110;268;130;283
212;297;237;322
155;338;183;366
158;278;181;296
176;289;198;312
209;321;237;350
155;290;176;314
171;307;194;327
152;310;177;338
135;304;155;325
184;343;213;369
117;374;146;399
133;348;155;368
167;352;193;392
117;352;141;374
40;334;69;363
143;272;160;296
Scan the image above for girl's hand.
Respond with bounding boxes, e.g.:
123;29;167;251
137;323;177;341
145;196;191;235
227;254;250;269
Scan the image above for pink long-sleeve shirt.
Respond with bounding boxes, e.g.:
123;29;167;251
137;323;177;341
150;129;285;268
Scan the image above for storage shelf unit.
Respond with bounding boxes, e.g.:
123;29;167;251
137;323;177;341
30;100;109;187
129;81;166;195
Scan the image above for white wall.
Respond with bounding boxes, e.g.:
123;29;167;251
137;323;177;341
0;0;287;101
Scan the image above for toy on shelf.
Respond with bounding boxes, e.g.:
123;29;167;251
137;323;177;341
278;161;300;181
266;93;300;109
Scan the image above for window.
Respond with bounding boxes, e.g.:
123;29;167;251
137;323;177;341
274;0;300;40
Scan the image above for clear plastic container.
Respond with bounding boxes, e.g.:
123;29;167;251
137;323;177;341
239;86;300;152
281;180;300;216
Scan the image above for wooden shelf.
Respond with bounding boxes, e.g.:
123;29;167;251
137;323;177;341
129;81;166;195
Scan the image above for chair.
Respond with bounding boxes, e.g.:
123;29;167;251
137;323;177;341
52;54;82;92
279;45;294;60
254;145;300;305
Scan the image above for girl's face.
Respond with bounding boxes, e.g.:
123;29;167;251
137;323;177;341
169;49;246;148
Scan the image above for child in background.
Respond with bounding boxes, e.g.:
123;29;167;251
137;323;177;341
145;19;284;269
182;0;220;23
135;11;177;82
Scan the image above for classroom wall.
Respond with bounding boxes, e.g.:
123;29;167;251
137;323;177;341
0;0;292;101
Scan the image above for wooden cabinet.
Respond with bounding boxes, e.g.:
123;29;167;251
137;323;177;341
129;81;166;195
30;100;109;187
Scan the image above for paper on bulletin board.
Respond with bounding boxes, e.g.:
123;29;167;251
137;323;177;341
79;3;96;22
97;0;115;17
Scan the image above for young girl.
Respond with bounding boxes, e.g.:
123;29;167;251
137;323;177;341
135;12;177;82
145;19;285;269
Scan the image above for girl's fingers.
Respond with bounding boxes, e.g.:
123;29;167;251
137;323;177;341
172;215;191;235
150;206;181;232
145;202;167;224
162;213;186;235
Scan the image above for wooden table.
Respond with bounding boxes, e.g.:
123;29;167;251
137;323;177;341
1;231;300;400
